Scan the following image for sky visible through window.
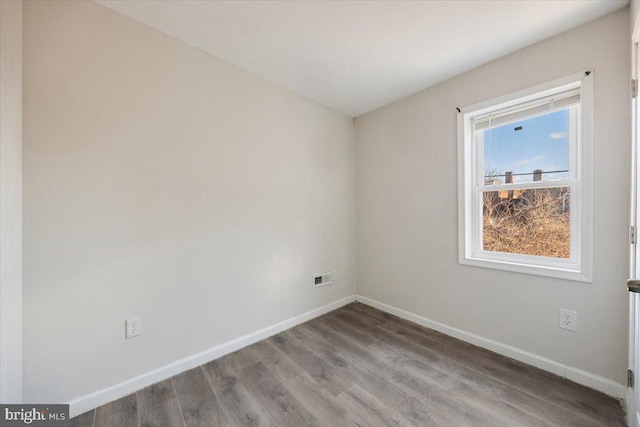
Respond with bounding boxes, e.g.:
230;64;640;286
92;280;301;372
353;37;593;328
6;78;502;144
481;109;570;183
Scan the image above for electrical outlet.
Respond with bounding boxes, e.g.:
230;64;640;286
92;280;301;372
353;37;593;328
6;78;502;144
558;309;577;332
126;317;141;339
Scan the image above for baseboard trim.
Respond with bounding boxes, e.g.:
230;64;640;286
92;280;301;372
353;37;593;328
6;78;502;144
355;294;626;399
68;295;356;417
626;386;634;427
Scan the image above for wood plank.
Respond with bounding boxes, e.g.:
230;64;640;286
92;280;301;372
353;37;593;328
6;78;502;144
322;311;377;346
302;320;463;426
548;388;626;427
398;353;597;427
257;339;367;427
346;303;390;324
268;332;350;395
305;318;379;364
345;303;460;346
171;367;229;427
137;379;185;427
285;381;366;427
350;306;611;419
293;325;356;370
201;358;274;427
310;316;520;427
333;307;607;427
376;310;625;426
335;310;549;417
301;320;439;419
77;304;627;427
70;410;95;427
227;340;283;371
286;324;309;341
239;362;319;426
339;385;413;427
94;394;137;427
293;325;411;410
258;339;317;385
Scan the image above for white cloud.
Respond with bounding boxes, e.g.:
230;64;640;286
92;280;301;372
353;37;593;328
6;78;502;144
514;155;544;167
549;131;568;139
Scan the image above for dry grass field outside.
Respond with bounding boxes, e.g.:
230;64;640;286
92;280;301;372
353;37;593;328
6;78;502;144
483;188;570;258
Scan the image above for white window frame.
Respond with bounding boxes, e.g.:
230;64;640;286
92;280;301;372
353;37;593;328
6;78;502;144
457;71;593;282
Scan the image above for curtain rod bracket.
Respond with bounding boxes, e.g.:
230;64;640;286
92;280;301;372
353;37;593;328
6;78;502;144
585;70;591;76
456;107;461;113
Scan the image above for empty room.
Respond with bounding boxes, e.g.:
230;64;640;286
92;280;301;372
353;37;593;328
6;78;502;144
3;0;640;425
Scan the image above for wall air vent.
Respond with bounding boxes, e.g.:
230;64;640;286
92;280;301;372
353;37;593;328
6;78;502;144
313;272;332;288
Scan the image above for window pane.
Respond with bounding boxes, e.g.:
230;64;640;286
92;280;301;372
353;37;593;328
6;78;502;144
482;187;570;258
480;108;573;185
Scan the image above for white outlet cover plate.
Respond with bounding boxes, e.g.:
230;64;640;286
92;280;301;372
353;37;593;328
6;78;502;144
558;309;577;332
126;317;141;339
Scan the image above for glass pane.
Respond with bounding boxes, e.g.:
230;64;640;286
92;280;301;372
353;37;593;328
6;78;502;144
482;187;570;258
480;108;573;185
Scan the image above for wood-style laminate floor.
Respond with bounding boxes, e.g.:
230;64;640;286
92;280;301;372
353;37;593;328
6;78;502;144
70;303;626;427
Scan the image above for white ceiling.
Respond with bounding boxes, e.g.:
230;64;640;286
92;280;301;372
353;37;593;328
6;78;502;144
96;0;628;117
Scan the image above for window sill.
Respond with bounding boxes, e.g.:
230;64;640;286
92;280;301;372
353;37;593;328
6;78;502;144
459;255;592;282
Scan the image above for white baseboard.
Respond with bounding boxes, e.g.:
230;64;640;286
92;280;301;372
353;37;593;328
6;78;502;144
68;295;356;418
566;367;627;399
626;387;634;427
69;292;625;417
355;294;626;399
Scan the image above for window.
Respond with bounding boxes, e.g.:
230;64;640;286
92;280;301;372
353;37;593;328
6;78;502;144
457;71;593;281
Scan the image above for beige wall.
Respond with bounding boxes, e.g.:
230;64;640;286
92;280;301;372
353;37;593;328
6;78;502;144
23;0;355;404
0;0;23;403
355;8;630;384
